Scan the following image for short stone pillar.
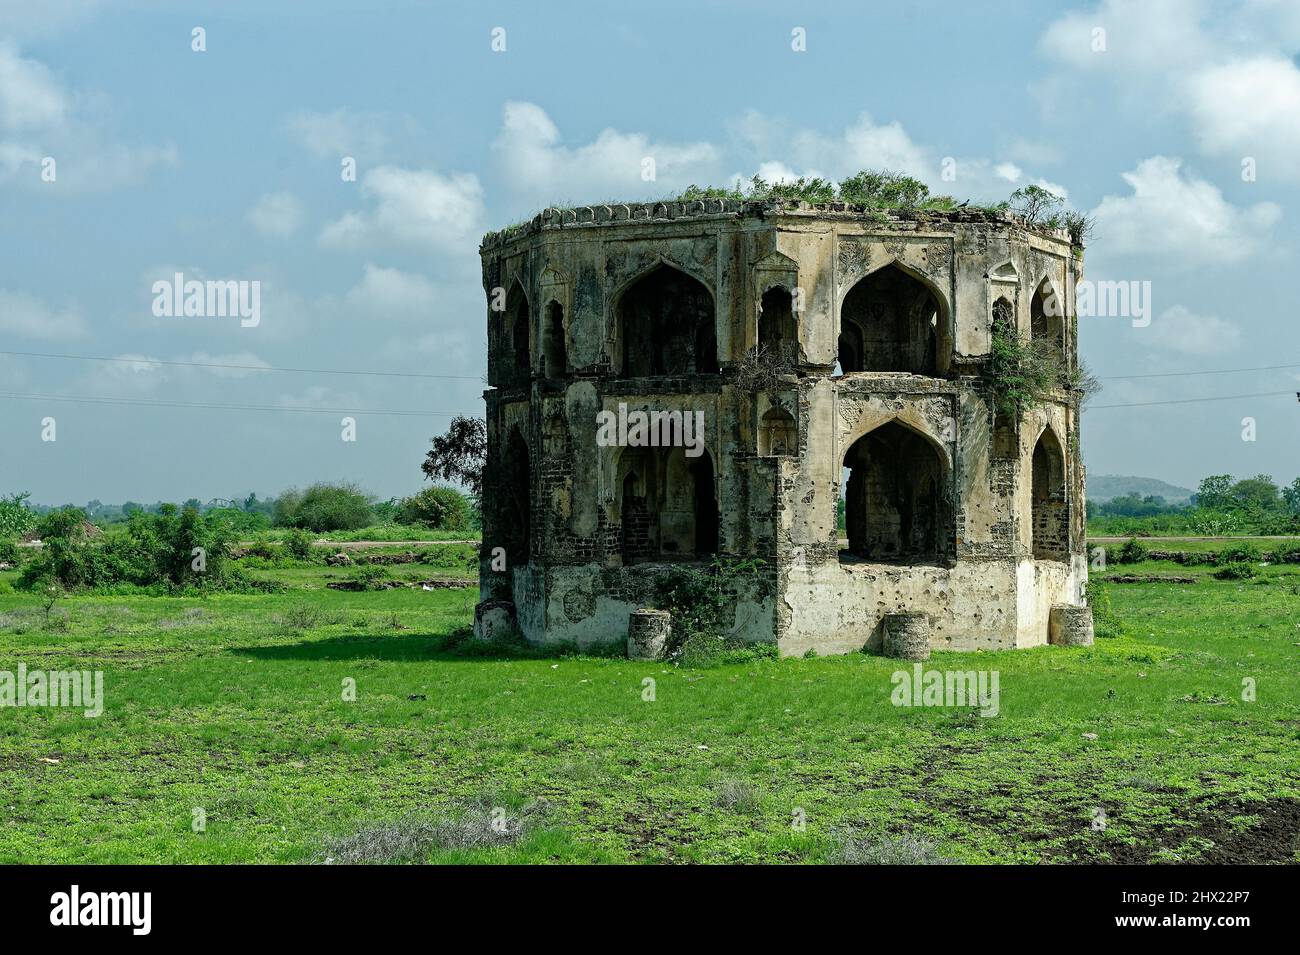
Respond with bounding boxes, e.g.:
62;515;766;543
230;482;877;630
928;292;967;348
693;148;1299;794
627;609;671;661
883;612;931;661
473;600;516;641
1049;605;1094;647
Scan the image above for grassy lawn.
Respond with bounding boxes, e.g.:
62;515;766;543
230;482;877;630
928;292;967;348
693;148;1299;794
1;556;1298;864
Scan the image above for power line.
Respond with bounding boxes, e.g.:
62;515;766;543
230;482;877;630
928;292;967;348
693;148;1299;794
1099;362;1300;380
0;391;477;418
1090;390;1298;409
0;349;484;381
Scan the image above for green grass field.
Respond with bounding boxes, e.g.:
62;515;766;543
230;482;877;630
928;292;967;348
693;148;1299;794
1;547;1298;864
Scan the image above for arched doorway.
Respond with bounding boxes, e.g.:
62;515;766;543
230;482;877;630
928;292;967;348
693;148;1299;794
839;264;945;375
504;427;531;564
1031;427;1068;560
841;420;949;563
618;263;717;376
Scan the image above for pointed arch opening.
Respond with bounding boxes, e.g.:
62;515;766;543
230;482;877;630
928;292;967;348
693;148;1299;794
617;445;718;562
758;285;796;359
759;407;797;456
542;299;566;378
1031;279;1065;363
839;264;947;375
840;419;951;564
504;427;531;564
618;263;717;377
506;282;531;382
990;296;1018;458
1031;427;1068;561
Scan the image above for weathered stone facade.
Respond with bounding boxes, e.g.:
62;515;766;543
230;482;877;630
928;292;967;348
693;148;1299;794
476;199;1088;656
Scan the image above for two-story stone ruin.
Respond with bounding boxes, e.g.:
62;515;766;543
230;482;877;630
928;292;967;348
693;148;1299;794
474;198;1091;656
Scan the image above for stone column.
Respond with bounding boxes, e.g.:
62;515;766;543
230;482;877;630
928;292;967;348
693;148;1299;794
627;609;672;661
474;600;516;641
1049;605;1094;646
883;612;931;660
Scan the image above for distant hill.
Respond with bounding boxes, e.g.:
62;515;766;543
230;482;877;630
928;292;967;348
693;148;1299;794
1088;474;1194;504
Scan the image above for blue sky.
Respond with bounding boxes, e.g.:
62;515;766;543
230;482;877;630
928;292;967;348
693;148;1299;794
2;0;1298;504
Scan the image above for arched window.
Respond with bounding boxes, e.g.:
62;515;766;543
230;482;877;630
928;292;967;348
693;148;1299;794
542;300;566;378
759;407;797;456
1031;280;1064;362
758;285;795;356
841;420;949;564
619;264;717;377
840;264;944;375
504;428;531;564
617;446;718;562
990;297;1018;458
1031;427;1068;560
507;284;531;381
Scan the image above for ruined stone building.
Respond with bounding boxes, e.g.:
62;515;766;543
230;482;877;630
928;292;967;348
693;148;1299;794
475;199;1089;656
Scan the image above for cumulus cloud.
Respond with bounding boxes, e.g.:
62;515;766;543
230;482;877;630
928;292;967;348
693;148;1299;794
1041;1;1300;178
0;41;176;190
0;41;69;130
1091;156;1280;264
493;101;723;207
343;264;437;319
247;192;304;238
1143;305;1242;354
1185;57;1300;174
319;165;484;253
0;288;88;340
285;108;394;161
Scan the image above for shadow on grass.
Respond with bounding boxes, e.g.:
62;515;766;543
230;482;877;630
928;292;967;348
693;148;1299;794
229;630;621;663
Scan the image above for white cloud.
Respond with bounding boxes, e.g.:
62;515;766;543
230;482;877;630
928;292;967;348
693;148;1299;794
0;41;69;130
493;101;723;206
0;42;176;190
1144;305;1242;354
1041;1;1300;178
1091;156;1280;264
285;108;392;161
343;264;437;319
247;192;303;238
0;288;88;340
319;165;484;253
1186;57;1300;174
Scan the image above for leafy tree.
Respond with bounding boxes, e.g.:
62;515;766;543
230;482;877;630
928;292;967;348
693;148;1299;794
1194;475;1234;510
0;492;36;537
1009;184;1064;227
1230;474;1280;511
422;416;487;500
1283;477;1300;515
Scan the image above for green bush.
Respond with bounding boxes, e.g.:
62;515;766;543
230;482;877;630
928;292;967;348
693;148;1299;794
275;483;374;532
348;565;394;591
284;528;314;561
0;538;20;565
1213;543;1259;565
397;486;471;531
1214;561;1256;580
1115;537;1149;565
18;505;234;592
